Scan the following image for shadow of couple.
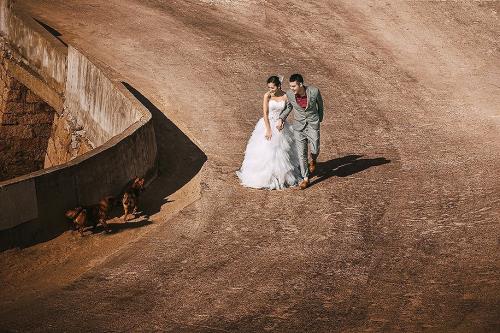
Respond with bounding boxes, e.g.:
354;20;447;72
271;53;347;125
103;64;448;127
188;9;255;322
309;154;391;187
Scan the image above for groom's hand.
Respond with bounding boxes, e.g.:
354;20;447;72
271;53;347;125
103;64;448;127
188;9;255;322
276;119;284;131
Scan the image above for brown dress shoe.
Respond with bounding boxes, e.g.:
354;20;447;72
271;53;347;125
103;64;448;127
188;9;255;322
299;178;309;190
308;159;317;175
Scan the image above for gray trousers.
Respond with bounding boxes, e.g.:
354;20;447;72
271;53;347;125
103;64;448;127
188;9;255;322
294;124;320;179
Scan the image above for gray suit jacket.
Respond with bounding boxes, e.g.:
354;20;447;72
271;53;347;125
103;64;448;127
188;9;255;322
279;85;324;131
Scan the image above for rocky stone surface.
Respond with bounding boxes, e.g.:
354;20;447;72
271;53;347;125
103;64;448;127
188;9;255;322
0;45;93;179
0;49;55;180
44;111;93;169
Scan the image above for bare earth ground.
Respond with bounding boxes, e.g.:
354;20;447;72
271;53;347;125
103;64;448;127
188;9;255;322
1;1;499;332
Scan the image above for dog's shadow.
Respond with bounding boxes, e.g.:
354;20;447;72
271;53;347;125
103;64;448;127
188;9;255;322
88;211;149;235
89;221;151;235
309;154;391;187
90;217;152;235
89;197;175;235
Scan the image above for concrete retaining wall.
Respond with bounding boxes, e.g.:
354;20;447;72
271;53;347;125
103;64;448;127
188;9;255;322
66;46;141;146
0;0;158;250
0;0;66;94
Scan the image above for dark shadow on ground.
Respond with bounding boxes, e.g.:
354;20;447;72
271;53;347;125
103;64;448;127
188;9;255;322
122;82;207;217
33;18;68;47
310;154;391;187
88;218;153;235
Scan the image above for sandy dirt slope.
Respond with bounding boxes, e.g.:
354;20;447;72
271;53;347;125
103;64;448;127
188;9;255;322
1;1;499;332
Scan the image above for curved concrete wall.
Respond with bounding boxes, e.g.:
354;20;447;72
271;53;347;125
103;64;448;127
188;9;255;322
0;0;66;94
0;0;158;250
65;46;141;146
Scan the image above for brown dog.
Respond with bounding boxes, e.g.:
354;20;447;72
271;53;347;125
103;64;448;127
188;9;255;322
122;177;145;221
65;206;89;236
96;195;117;231
65;196;117;235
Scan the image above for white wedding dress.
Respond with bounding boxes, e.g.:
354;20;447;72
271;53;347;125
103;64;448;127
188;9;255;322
236;99;301;190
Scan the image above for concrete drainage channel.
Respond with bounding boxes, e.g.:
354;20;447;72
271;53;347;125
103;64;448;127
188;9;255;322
0;0;199;250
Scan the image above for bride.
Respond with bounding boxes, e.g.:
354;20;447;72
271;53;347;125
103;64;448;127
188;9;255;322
236;76;301;190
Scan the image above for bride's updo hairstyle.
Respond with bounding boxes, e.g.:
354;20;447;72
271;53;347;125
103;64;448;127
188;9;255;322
267;76;282;88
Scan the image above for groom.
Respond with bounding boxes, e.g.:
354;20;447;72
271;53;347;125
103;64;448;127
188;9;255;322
277;73;324;190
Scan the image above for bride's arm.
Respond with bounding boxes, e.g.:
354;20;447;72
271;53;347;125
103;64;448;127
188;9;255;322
262;92;272;140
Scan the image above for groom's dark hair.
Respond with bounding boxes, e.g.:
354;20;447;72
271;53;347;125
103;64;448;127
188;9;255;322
289;73;304;84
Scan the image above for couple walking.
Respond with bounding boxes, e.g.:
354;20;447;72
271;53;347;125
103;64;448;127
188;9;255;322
237;73;324;190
